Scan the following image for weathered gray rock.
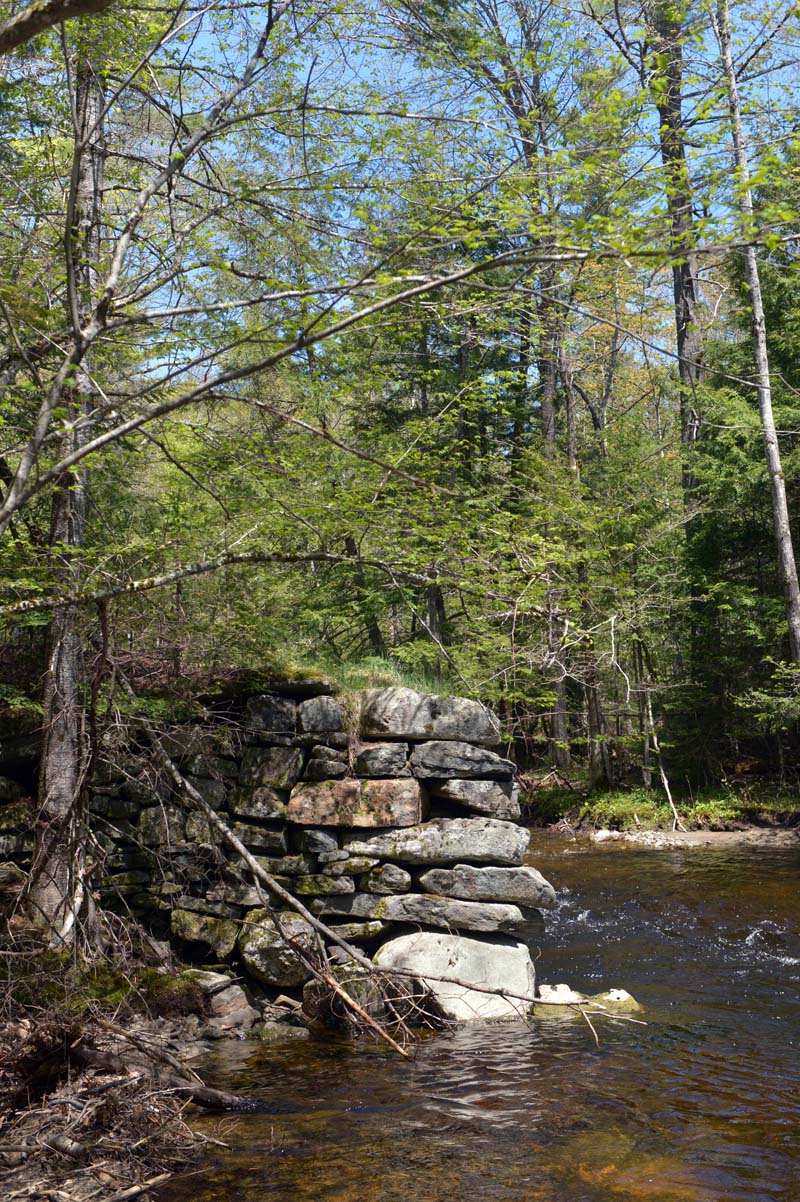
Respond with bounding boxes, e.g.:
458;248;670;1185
429;779;520;819
240;746;304;790
293;731;349;750
157;725;209;763
89;793;141;821
231;787;289;821
173;894;241;919
253;853;316;877
0;776;23;802
288;778;425;828
230;822;287;855
360;863;412;894
239;909;316;986
312;744;347;761
327;920;388;942
180;969;233;996
354;742;410;777
300;828;339;855
321;855;378;875
137;805;185;846
318;848;349;864
345;817;529;866
183;753;239;780
374;931;536;1022
292;874;355;896
410;741;515;780
253;1020;310;1043
245;694;297;734
298;695;344;733
184;775;228;809
304;756;348;781
310;891;524;932
170;909;239;958
0;861;25;887
418;864;556;910
362;688;500;746
207;984;259;1031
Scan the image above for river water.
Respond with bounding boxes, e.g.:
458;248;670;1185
159;836;800;1202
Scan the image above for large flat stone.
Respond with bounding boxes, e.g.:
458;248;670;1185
410;741;515;780
345;817;529;865
362;688;500;746
418;864;556;910
311;892;524;933
374;931;536;1022
239;909;316;987
429;778;520;819
287;778;425;827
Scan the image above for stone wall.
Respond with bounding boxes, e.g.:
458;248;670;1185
0;683;556;1022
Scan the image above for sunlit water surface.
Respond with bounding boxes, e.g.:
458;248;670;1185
158;837;800;1202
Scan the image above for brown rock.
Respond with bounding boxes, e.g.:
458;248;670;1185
288;778;426;828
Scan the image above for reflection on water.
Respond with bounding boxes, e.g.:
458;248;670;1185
159;839;800;1202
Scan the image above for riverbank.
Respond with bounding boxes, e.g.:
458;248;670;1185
0;947;309;1202
524;780;800;837
589;826;800;848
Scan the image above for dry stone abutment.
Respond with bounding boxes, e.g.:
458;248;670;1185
1;682;557;1027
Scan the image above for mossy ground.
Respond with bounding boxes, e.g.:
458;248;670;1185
5;949;208;1018
523;782;800;831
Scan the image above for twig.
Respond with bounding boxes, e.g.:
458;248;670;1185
97;1173;172;1202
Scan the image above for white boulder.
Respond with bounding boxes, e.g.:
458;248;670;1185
374;931;536;1021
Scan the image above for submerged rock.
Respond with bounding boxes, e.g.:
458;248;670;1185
532;985;642;1014
374;931;536;1021
362;687;501;746
345;817;529;866
418;864;556;910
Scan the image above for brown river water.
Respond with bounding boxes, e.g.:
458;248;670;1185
158;835;800;1202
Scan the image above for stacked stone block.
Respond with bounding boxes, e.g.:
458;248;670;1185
0;683;556;1019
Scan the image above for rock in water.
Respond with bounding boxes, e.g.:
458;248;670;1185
418;864;556;910
345;817;529;865
361;688;500;746
374;931;536;1021
409;741;515;780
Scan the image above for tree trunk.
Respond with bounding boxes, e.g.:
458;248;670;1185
28;59;105;945
647;1;703;454
714;0;800;664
